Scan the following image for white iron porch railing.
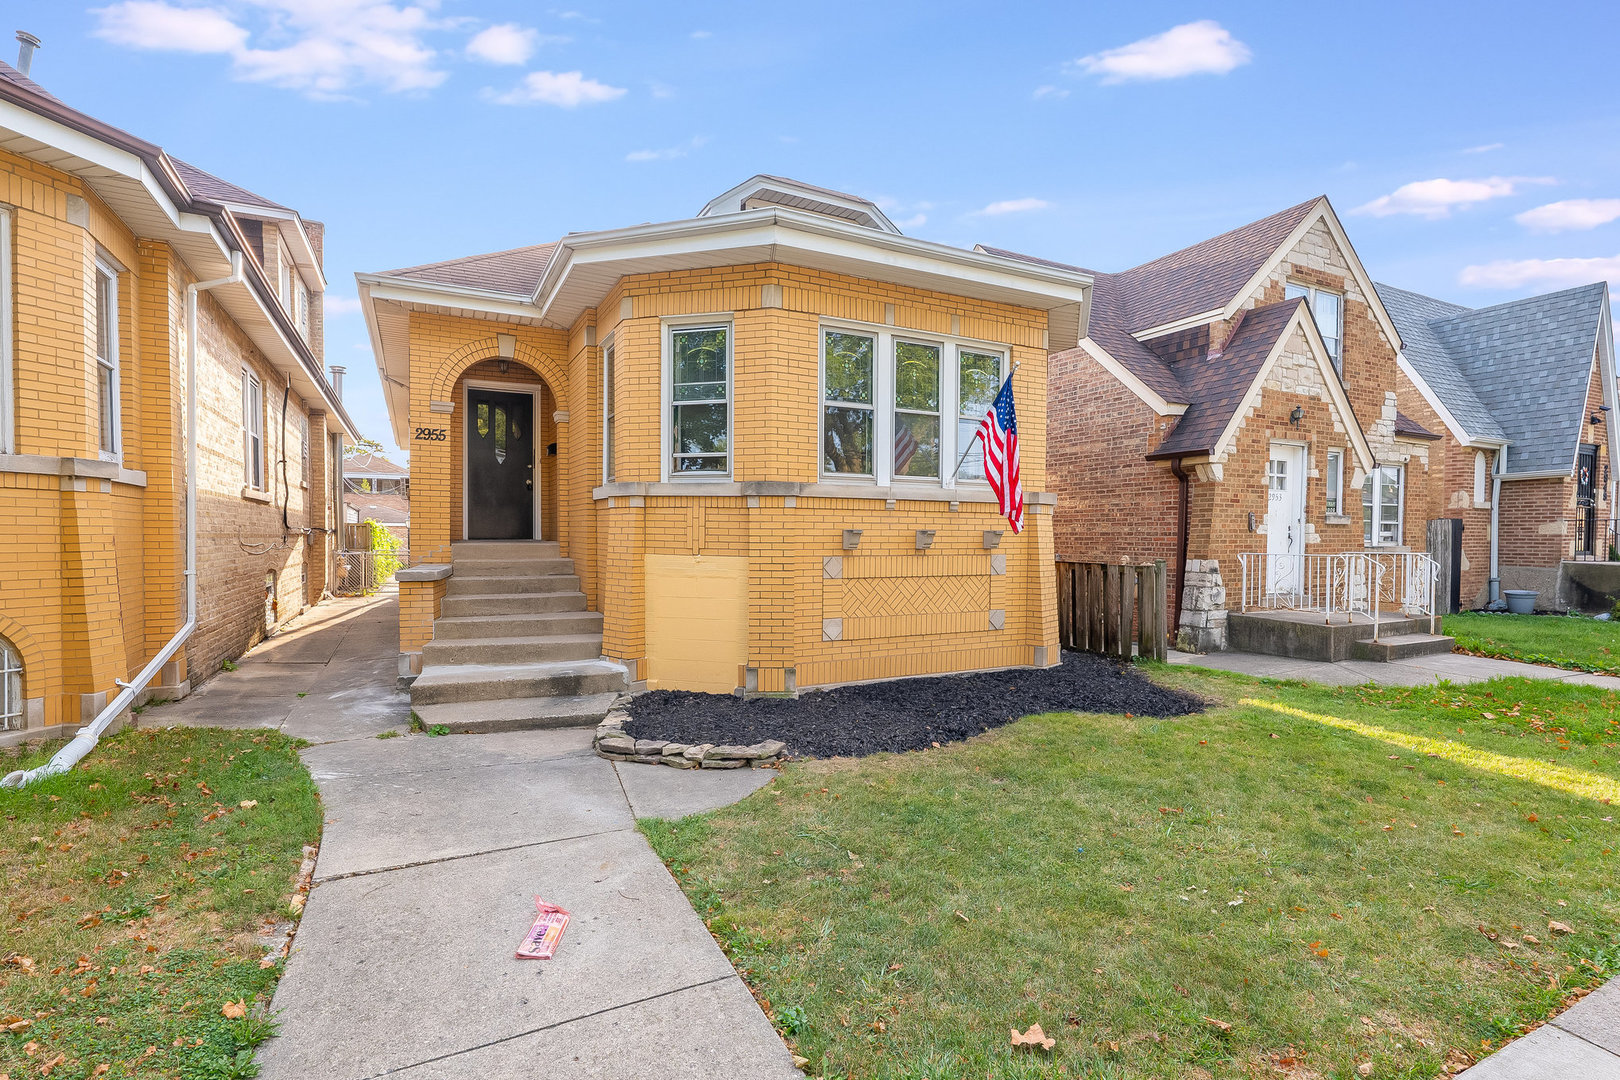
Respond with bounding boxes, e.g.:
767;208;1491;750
1237;551;1439;639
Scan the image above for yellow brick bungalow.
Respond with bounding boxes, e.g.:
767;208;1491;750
0;62;356;751
360;177;1091;718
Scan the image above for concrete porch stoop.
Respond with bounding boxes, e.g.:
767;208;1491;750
409;541;628;732
1227;608;1454;663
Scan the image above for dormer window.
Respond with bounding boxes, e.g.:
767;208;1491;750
1285;282;1343;373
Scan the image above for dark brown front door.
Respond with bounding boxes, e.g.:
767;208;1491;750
1578;444;1598;555
467;388;534;540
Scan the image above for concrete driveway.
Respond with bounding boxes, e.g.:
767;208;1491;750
144;593;799;1080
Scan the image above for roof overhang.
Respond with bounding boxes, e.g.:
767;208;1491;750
222;201;327;292
0;92;355;438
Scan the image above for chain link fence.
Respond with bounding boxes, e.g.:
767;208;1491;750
334;545;408;596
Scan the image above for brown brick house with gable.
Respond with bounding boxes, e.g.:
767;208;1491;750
1002;197;1445;650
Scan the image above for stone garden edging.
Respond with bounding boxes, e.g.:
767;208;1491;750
593;710;786;769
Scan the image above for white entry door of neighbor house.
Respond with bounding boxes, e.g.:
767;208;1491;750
1266;443;1307;596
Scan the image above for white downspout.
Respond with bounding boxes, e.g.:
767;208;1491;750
4;251;244;788
1488;447;1504;607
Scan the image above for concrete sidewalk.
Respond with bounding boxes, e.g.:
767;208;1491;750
144;593;800;1080
1168;645;1620;691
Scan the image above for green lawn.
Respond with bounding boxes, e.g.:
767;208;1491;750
0;728;322;1079
644;667;1620;1080
1446;611;1620;674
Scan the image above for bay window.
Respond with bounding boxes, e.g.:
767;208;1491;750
1285;282;1343;372
669;324;729;475
957;350;1002;481
822;330;874;476
1362;464;1403;546
893;340;940;478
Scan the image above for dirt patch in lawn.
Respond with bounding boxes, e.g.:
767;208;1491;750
624;650;1204;757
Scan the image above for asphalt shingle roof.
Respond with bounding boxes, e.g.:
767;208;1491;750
380;243;558;297
171;158;292;213
1378;281;1607;473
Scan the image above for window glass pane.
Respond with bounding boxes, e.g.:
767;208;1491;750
959;350;1000;418
1362;476;1374;546
98;364;115;451
476;402;489;438
1314;292;1341;338
894;412;940;478
894;341;939;412
604;348;615;415
0;637;20;731
673;328;728;392
824;406;873;475
674;402;727;456
1285;282;1308;301
957;417;987;480
1326;451;1341;514
494;405;507;460
824;331;874;405
674;381;726;402
95;270;111;361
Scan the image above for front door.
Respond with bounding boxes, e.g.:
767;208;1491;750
1266;444;1307;596
466;388;534;540
1577;444;1598;555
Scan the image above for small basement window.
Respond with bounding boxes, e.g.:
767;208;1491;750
0;634;21;731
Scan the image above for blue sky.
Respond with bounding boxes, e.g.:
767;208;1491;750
11;1;1620;457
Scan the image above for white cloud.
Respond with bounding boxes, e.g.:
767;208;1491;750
466;23;539;65
1459;254;1620;291
488;69;626;107
690;29;712;39
324;294;363;315
625;135;707;162
975;197;1049;216
1462;142;1504;154
1071;20;1251;84
93;0;451;97
1032;84;1069;100
1352;176;1553;219
1515;198;1620;233
93;1;247;52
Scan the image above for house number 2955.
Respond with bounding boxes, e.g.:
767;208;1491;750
414;427;447;441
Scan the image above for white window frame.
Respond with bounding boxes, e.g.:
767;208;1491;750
1363;463;1404;547
0;633;21;732
1474;451;1490;507
0;209;12;454
94;256;121;462
602;337;617;483
243;369;265;491
1285;281;1344;373
1325;449;1343;516
956;346;1004;484
661;316;733;481
817;317;1006;489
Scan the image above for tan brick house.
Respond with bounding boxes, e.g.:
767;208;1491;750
1016;197;1440;651
360;176;1090;723
1382;281;1617;609
0;62;356;745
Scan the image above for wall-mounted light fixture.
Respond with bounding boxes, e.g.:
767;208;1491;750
496;332;517;377
1248;511;1257;532
1289;405;1305;427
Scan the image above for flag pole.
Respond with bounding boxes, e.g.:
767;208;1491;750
950;360;1021;478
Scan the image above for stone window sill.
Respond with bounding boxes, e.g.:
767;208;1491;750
242;486;271;504
1325;514;1354;526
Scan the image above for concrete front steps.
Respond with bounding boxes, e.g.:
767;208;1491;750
409;541;627;733
1228;609;1455;663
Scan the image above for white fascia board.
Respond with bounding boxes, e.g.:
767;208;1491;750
1077;337;1186;416
533;208;1092;320
1499;468;1574;481
356;275;546;323
1208;306;1375;472
1394;352;1476;447
358;281;414;449
243;210;329;292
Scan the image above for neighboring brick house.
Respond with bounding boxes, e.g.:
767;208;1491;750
1010;197;1436;650
360;175;1090;713
0;62;357;744
1382;281;1617;609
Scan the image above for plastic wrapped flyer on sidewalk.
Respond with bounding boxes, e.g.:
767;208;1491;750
515;897;571;959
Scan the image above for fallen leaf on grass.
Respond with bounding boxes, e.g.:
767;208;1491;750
221;1000;247;1019
1202;1016;1232;1034
1357;1062;1374;1077
239;800;258;809
1011;1023;1055;1051
1550;920;1575;935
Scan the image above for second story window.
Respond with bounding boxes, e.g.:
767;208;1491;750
1285;282;1343;373
243;369;264;489
669;325;729;476
94;262;120;459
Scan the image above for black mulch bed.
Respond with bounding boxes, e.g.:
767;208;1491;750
623;650;1205;758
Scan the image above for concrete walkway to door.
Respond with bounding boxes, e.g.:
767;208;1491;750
143;592;800;1080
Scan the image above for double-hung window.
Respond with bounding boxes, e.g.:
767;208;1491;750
669;325;729;475
0;634;21;732
603;342;617;482
1362;464;1403;546
94;261;120;459
1285;282;1343;372
820;324;1006;486
243;370;264;489
822;330;875;476
957;350;1003;481
1325;449;1343;515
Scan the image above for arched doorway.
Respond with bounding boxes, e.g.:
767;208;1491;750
454;358;559;542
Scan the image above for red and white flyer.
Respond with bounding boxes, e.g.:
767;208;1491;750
515;897;571;960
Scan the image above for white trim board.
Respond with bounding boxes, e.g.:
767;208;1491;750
1075;336;1187;417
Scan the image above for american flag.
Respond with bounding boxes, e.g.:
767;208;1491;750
976;374;1023;533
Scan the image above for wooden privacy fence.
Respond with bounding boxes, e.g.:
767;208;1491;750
1056;559;1169;661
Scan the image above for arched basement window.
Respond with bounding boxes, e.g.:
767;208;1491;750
0;635;21;732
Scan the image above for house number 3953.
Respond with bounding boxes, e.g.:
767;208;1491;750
414;427;447;441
